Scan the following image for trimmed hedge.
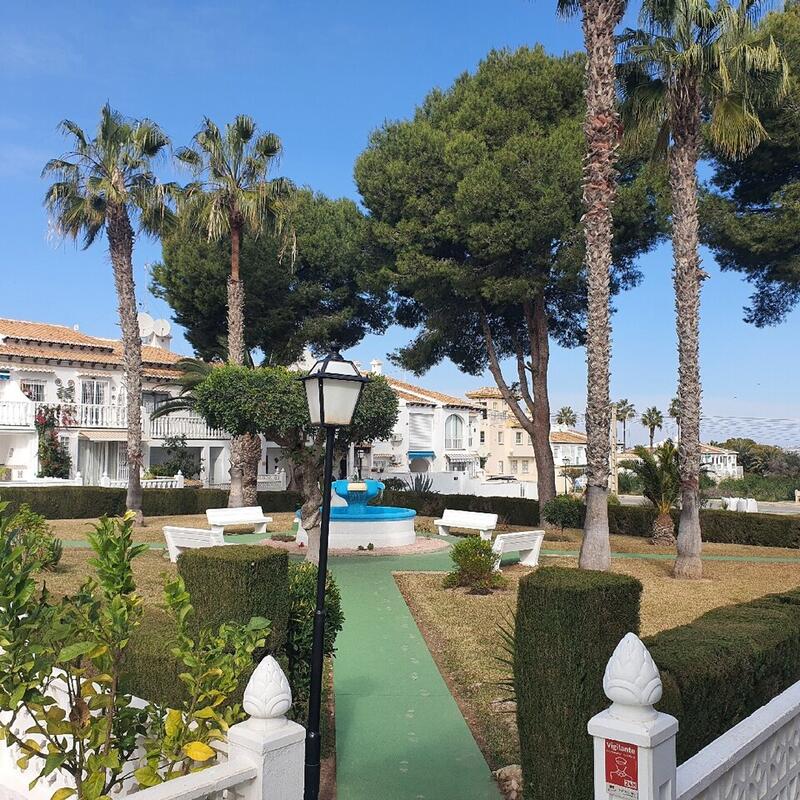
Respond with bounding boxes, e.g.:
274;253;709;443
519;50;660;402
0;486;302;520
380;489;540;526
648;587;800;762
514;567;642;800
177;544;290;652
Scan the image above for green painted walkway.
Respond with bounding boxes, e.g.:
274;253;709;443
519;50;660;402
330;552;501;800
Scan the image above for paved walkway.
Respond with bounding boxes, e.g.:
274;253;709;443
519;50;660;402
330;551;501;800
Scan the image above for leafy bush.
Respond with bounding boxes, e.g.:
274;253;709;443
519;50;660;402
381;490;540;526
285;562;344;721
514;567;642;800
405;473;436;494
648;586;800;762
443;536;506;593
617;470;643;494
718;473;800;502
541;495;584;531
148;434;200;478
177;544;290;652
5;502;62;570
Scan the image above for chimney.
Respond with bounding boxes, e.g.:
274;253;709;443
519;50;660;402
73;324;80;332
370;359;383;376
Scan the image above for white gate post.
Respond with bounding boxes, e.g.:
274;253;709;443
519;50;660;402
227;655;305;800
587;633;679;800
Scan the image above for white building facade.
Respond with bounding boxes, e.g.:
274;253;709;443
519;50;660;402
0;318;233;487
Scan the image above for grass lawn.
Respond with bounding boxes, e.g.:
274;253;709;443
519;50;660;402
395;545;800;772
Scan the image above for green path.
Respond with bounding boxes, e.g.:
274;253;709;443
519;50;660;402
330;552;502;800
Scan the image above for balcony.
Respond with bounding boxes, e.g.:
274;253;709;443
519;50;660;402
0;402;228;441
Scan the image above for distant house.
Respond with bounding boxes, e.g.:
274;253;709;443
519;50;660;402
0;317;233;486
465;386;588;483
363;361;483;476
619;441;742;483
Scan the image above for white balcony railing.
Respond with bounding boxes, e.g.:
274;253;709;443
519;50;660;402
0;401;35;427
148;413;228;441
77;403;128;428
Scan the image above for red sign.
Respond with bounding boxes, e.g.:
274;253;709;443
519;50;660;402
604;739;639;799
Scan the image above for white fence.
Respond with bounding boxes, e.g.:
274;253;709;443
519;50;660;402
0;473;83;488
588;633;800;800
0;657;304;800
100;471;186;489
374;470;539;500
211;471;288;493
149;413;228;441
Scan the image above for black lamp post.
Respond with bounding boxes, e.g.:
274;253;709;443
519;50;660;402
299;352;368;800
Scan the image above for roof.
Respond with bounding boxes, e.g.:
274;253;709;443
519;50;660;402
620;443;737;458
465;386;504;400
0;317;183;380
385;376;479;409
550;430;588;445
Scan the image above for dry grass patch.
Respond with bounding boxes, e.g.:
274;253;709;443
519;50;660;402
396;554;800;771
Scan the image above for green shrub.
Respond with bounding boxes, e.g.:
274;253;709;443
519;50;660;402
648;587;800;761
177;545;289;652
285;562;344;722
6;502;62;570
541;495;584;530
617;471;643;494
718;473;800;502
443;536;506;592
381;490;540;526
607;504;657;537
0;486;302;519
514;567;642;800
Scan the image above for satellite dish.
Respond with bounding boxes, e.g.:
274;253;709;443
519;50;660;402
153;319;171;338
138;312;154;337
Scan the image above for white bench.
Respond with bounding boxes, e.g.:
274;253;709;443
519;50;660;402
206;506;272;535
434;509;498;541
492;530;545;571
163;526;228;563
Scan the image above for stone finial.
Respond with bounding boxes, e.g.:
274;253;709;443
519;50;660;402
603;633;662;721
243;656;293;721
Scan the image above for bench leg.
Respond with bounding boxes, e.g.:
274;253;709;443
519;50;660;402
210;525;224;536
255;522;268;535
479;530;492;542
519;548;539;568
437;526;449;537
492;553;502;572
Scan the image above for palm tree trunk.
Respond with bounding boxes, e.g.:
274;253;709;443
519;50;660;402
227;218;252;508
578;0;623;571
106;202;144;524
670;76;703;580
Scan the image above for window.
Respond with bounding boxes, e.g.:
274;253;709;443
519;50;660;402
510;459;518;473
445;414;464;450
515;431;522;445
20;381;45;402
492;401;498;411
522;460;529;474
479;431;485;444
553;445;561;460
497;431;504;445
81;379;107;405
497;460;504;474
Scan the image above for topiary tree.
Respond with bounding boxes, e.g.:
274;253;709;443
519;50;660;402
193;364;399;562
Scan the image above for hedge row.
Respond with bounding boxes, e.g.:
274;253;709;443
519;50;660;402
514;567;643;800
648;587;800;761
0;486;302;519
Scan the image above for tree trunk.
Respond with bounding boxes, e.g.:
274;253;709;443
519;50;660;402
651;512;676;546
106;201;144;524
577;0;623;571
300;456;324;565
226;218;251;508
526;295;557;510
670;75;704;580
241;432;262;506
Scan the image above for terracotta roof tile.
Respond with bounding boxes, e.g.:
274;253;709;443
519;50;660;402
0;318;115;349
386;376;478;408
465;386;505;400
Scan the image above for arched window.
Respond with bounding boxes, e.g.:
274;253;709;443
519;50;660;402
445;414;464;450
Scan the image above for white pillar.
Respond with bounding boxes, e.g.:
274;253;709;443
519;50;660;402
175;470;184;489
588;633;678;800
227;655;305;800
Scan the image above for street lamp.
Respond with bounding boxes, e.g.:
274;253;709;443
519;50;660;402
299;352;368;800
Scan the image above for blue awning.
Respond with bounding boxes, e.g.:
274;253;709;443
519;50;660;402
408;450;435;458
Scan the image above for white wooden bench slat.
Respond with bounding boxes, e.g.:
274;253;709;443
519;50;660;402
163;526;229;563
491;530;545;571
206;506;272;535
434;509;498;540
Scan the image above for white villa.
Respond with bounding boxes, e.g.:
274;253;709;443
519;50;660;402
358;360;484;477
619;442;742;483
0;317;233;486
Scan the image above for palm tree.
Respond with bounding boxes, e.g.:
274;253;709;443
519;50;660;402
622;441;680;545
555;406;578;428
668;396;682;439
615;399;636;450
560;0;628;572
43;105;173;523
620;0;788;578
175;116;294;506
641;406;664;448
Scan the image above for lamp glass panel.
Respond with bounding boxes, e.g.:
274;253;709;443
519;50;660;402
304;378;322;425
320;377;363;426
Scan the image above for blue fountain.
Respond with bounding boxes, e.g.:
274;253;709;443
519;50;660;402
327;478;416;549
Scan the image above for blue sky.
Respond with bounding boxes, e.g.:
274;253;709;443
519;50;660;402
1;0;797;444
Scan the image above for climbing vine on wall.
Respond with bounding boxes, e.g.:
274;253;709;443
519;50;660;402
33;404;72;479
